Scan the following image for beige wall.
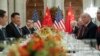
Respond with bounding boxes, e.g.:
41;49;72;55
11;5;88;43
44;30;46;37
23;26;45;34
95;0;100;7
8;0;14;23
0;0;7;11
15;0;26;26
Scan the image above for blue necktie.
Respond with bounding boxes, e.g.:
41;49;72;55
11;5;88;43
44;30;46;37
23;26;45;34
16;26;22;36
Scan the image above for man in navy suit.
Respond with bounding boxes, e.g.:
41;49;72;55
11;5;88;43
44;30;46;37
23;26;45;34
77;13;97;39
6;12;22;39
0;9;8;40
76;13;97;48
22;19;35;35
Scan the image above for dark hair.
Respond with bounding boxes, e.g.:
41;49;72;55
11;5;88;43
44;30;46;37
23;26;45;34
0;9;6;18
11;12;20;18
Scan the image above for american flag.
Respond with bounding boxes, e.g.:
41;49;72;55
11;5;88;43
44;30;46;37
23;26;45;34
32;9;41;30
53;7;65;31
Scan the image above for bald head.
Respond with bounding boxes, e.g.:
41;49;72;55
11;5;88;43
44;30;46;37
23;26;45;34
97;8;100;21
80;13;91;25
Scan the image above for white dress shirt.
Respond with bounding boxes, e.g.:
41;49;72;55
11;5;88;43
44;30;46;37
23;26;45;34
0;25;3;29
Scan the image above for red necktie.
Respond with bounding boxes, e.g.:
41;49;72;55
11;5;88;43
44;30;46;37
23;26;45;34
77;26;85;39
97;26;100;32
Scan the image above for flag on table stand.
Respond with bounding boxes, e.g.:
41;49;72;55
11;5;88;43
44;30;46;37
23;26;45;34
42;7;53;27
53;7;65;31
32;9;41;30
65;2;75;33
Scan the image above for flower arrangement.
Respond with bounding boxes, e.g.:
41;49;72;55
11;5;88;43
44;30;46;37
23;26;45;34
7;27;66;56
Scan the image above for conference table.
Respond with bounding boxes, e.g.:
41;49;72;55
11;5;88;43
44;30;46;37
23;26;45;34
61;33;100;56
0;32;100;56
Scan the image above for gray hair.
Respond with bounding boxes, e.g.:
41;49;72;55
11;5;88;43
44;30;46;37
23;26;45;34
80;13;92;20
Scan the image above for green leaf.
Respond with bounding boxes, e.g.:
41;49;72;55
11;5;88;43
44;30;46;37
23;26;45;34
35;49;49;56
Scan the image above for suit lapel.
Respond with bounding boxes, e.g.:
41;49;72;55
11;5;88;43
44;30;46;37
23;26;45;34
25;26;31;34
11;23;22;36
0;29;6;40
83;22;92;38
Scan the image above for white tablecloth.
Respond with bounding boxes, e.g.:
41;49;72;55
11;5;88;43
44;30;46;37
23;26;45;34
61;32;100;56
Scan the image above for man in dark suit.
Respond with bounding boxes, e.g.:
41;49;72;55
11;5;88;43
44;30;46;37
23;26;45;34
76;13;97;48
0;9;8;41
6;12;22;39
22;19;35;35
95;8;100;50
77;13;97;39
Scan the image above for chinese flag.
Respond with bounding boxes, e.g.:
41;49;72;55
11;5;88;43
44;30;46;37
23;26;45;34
65;3;75;33
42;7;53;27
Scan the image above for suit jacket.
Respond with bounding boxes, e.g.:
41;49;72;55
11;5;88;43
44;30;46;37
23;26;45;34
77;22;97;39
6;22;22;38
22;26;35;35
96;27;100;45
0;28;8;40
0;29;5;40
